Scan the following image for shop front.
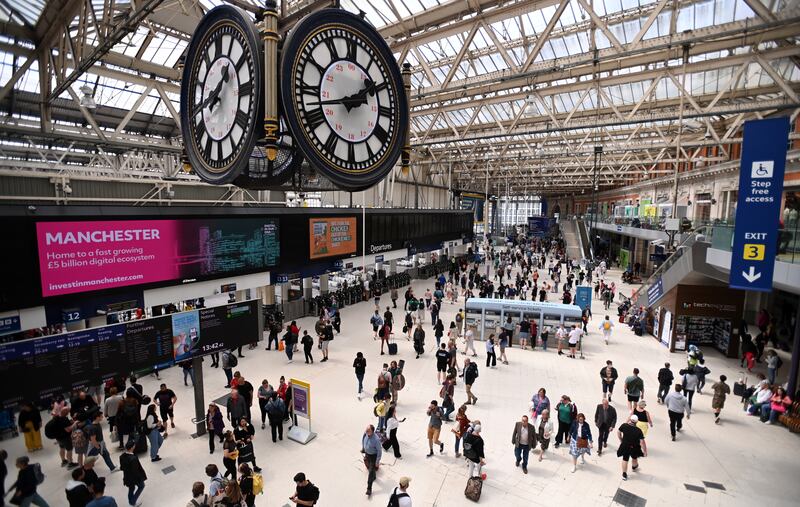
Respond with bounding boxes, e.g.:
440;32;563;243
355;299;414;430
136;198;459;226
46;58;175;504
654;284;744;358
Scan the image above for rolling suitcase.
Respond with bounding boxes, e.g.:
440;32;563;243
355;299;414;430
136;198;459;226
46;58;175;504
388;342;398;355
465;476;483;501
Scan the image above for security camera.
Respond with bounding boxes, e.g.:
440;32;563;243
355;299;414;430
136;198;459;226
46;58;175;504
63;184;72;194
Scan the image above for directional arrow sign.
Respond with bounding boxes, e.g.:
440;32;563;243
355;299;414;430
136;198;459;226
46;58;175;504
729;117;789;292
741;266;761;283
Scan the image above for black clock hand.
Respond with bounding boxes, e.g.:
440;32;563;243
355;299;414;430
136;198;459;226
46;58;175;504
192;64;230;116
307;79;376;110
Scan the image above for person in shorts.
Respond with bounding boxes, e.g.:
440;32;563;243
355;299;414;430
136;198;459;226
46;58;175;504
53;407;78;468
616;415;645;481
624;369;645;412
435;344;450;383
426;401;444;458
518;319;531;349
153;384;177;437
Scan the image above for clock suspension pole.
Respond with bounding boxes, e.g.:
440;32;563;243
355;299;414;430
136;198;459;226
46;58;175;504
401;62;412;176
262;0;280;161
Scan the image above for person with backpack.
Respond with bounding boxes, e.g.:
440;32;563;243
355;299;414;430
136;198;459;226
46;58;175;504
238;463;257;507
46;407;78;468
300;330;314;364
463;424;485;478
320;321;333;362
143;404;164;463
370;310;384;340
290;472;320;506
266;393;285;442
186;481;211;507
222;350;237;388
599;315;614;345
204;464;226;498
387;477;412;507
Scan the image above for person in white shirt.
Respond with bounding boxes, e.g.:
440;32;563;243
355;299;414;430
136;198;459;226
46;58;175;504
463;326;477;357
388;476;412;506
664;384;689;441
556;325;568;356
568;325;583;358
599;316;614;345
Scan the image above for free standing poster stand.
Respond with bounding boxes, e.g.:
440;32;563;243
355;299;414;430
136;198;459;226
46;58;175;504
288;378;316;444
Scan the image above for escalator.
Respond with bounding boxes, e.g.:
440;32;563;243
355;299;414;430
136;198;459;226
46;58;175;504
561;220;584;261
576;219;593;260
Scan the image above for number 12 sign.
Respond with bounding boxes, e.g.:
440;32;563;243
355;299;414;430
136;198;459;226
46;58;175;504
729;117;790;292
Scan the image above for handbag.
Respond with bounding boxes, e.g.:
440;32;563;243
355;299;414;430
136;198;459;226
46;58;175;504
577;437;589;449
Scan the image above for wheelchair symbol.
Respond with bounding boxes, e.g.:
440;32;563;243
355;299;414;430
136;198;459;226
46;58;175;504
755;164;769;176
750;161;773;179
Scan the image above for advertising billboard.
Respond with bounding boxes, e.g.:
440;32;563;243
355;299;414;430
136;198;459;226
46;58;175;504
309;217;357;259
36;218;280;297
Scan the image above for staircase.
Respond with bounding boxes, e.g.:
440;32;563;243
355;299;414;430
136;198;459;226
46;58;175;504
561;220;584;261
634;226;713;307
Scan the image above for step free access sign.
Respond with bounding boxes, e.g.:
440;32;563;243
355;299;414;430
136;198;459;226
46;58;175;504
729;117;790;292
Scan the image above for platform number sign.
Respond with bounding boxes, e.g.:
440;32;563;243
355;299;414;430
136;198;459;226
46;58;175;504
729;117;790;292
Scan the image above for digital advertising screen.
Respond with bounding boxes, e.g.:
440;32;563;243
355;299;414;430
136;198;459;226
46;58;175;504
36;218;280;297
172;310;200;362
309;217;357;259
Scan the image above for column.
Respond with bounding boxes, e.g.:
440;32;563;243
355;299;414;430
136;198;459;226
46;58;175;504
319;274;329;294
279;282;289;304
263;285;275;306
302;277;313;301
389;259;397;275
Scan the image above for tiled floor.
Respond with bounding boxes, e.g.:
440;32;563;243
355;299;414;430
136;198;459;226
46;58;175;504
3;263;798;506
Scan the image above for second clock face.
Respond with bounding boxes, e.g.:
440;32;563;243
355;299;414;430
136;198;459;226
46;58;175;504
281;9;408;191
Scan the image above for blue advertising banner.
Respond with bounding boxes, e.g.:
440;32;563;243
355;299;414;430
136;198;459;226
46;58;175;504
0;316;21;336
730;117;790;292
647;277;664;307
527;216;550;237
575;286;592;311
461;193;485;222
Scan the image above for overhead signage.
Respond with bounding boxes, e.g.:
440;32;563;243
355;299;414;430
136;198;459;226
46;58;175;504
575;286;592;311
527;216;550;237
461;193;485;222
0;316;21;336
730;117;790;292
0;300;260;408
368;243;394;254
374;255;384;263
36;218;279;297
309;217;357;259
647;277;664;307
275;273;299;283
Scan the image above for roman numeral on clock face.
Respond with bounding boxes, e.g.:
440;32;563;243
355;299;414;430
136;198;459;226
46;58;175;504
306;108;325;130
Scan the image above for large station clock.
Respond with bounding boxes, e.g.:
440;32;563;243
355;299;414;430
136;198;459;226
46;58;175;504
280;9;409;191
180;5;263;184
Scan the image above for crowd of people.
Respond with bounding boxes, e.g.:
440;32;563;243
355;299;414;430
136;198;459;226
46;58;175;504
0;232;794;505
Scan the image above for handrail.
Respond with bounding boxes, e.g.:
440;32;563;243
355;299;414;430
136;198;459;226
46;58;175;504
574;219;586;261
635;225;710;304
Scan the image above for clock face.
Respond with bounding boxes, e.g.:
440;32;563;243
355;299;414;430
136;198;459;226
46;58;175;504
180;5;262;184
281;9;408;191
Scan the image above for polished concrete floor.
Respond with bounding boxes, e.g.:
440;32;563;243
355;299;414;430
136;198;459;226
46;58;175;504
3;262;799;506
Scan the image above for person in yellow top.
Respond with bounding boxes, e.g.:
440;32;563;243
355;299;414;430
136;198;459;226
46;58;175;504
599;315;614;345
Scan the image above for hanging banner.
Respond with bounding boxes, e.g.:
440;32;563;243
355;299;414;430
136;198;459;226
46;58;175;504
729;117;790;292
527;216;550;237
461;193;485;222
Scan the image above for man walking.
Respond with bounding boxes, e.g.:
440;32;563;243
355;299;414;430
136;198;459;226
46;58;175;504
425;401;445;458
463;359;479;405
511;415;536;474
119;440;146;506
594;398;617;456
361;425;382;497
657;363;674;404
153;384;177;437
617;416;645;481
600;360;619;402
624;368;645;411
387;477;411;507
85;411;117;473
664;384;689;441
221;349;236;388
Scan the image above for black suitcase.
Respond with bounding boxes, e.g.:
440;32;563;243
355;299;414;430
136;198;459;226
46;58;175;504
134;432;148;454
388;343;398;355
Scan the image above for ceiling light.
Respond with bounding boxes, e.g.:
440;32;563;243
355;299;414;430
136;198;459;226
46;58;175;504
79;85;96;109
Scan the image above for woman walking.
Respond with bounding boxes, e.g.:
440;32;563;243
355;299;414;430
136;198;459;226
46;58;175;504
385;403;405;459
711;375;730;424
434;318;445;348
554;395;576;448
534;409;554;462
485;334;497;368
221;430;238;480
238;463;256;507
631;401;653;455
453;405;470;458
569;413;592;473
206;403;225;454
498;332;509;365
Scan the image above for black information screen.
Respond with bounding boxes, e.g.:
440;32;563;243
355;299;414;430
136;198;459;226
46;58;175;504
0;300;259;407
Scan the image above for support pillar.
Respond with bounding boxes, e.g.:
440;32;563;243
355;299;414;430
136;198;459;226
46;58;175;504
192;356;206;437
319;274;329;294
389;259;397;275
263;285;275;306
279;283;289;304
302;277;313;301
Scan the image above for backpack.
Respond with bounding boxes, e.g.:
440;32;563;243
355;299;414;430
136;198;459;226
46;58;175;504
32;462;45;485
603;321;611;331
387;487;410;507
379;326;385;338
462;433;478;460
71;427;87;450
44;418;61;440
190;495;211;507
252;473;264;495
776;356;783;369
225;352;238;368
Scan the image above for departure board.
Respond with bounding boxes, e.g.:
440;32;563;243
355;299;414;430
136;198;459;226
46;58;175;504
0;300;260;408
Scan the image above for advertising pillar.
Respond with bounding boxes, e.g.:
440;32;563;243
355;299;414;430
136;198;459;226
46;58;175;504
319;274;329;295
287;378;316;444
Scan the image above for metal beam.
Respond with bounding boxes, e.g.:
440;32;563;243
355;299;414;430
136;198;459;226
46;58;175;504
519;0;570;73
